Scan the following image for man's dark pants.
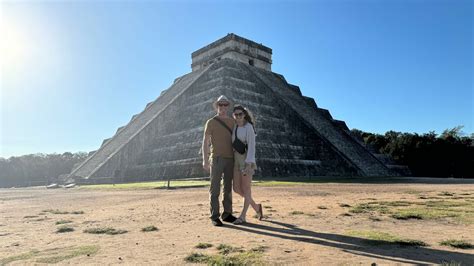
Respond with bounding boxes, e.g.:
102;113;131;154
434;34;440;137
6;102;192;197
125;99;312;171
209;156;233;220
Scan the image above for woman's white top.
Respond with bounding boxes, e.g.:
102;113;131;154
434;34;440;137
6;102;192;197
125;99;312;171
232;122;256;164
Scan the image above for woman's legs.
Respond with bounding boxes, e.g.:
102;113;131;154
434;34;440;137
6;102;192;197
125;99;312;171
238;172;259;220
233;169;244;197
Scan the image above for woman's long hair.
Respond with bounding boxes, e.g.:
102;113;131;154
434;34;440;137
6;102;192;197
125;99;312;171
233;105;256;134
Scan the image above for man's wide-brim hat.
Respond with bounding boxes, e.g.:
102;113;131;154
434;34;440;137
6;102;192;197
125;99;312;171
212;95;231;109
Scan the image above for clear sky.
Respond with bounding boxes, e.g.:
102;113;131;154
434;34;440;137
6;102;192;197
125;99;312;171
1;0;472;158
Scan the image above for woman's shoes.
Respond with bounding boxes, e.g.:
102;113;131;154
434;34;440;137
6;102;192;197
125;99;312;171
233;217;245;225
257;204;263;220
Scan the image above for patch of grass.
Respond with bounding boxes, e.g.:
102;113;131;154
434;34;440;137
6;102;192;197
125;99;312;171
440;239;474;249
184;249;264;265
42;209;69;215
0;250;40;264
263;206;272;209
82;180;209;189
56;226;74;233
373;201;413;207
250;245;268;253
56;220;73;225
438;192;455;197
391;208;458;220
141;226;158;232
209;250;263;265
289;211;304;215
0;246;99;264
349;203;389;214
369;216;382;222
424;200;469;208
340;213;352;217
346;230;427;247
195;242;213;249
390;211;424;220
71;211;84;215
349;200;474;224
84;227;127;235
403;190;423;195
216;244;241;255
184;253;210;263
35;245;99;263
267;209;277;213
339;203;351;207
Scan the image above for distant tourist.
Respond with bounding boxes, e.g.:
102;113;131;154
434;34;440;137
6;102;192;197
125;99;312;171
231;105;263;224
202;95;238;226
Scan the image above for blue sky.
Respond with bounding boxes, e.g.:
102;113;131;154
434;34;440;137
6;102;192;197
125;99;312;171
1;0;472;158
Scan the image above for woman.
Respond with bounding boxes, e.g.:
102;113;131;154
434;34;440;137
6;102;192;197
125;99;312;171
231;104;263;224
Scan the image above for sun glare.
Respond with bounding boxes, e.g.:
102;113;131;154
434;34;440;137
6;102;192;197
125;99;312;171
0;12;33;72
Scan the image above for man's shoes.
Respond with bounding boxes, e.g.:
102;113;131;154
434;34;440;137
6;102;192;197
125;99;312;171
212;219;223;226
222;214;237;223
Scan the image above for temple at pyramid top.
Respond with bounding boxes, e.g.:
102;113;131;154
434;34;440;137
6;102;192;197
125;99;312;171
191;33;272;72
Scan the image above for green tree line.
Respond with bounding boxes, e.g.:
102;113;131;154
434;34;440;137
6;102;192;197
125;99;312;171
351;126;473;178
0;152;88;188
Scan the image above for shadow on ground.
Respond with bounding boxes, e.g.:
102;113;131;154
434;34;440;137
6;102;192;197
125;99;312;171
226;220;473;264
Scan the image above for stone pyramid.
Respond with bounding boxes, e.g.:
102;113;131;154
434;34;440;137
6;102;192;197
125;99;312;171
69;33;399;182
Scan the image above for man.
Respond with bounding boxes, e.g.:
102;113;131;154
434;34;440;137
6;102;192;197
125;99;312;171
202;95;237;226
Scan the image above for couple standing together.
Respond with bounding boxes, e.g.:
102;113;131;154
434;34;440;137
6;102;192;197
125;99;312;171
202;95;263;226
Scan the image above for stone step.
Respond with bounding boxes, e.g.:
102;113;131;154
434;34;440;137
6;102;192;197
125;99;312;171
317;108;333;120
288;84;302;96
332;120;349;131
303;96;318;108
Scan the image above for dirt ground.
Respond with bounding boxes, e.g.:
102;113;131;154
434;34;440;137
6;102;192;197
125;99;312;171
1;178;473;265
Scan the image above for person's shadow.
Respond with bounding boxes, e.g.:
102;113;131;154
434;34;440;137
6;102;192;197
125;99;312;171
226;220;473;264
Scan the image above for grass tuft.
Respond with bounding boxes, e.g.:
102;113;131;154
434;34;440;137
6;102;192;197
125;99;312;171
250;245;268;253
440;239;474;249
35;245;99;263
0;246;99;264
438;192;455;197
184;253;210;263
84;227;127;235
184;249;264;265
0;250;40;265
216;244;241;255
289;211;304;215
141;226;158;232
349;200;474;224
391;212;424;220
56;226;74;233
347;230;427;247
56;220;73;225
195;242;213;249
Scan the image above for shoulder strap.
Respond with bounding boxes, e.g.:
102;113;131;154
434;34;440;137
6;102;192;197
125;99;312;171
213;117;232;135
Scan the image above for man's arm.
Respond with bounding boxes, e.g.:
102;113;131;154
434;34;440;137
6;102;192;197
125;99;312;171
202;133;211;172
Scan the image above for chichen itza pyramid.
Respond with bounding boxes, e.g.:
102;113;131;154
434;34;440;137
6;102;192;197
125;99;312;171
68;33;401;183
